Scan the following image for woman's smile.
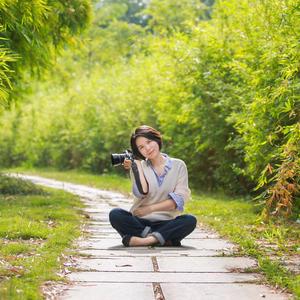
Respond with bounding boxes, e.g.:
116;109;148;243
136;137;160;159
147;149;154;156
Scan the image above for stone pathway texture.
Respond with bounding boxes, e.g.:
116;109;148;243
19;175;291;300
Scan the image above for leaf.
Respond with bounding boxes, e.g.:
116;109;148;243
115;264;133;268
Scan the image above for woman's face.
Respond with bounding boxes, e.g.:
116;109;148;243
136;136;160;160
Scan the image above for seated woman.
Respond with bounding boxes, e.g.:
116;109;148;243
109;125;197;247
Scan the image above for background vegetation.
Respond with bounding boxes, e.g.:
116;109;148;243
0;0;299;218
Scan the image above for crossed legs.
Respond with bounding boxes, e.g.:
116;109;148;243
109;208;197;247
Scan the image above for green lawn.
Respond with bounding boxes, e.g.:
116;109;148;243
0;175;84;300
186;194;300;298
2;168;300;299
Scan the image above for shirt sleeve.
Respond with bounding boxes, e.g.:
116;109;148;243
173;160;191;203
169;192;185;212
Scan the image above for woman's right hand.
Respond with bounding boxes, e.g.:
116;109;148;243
123;158;132;170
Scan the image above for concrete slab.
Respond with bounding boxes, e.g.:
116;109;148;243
84;205;111;212
85;221;113;226
181;238;235;250
78;238;123;249
84;229;222;238
78;238;235;251
60;282;154;300
84;227;219;238
81;200;111;207
84;208;111;213
85;230;221;240
79;248;226;258
156;256;257;272
88;233;120;239
75;257;154;272
80;237;121;246
82;229;117;236
78;238;124;250
85;227;220;238
68;271;260;283
85;222;116;232
87;216;110;222
84;212;109;217
161;283;290;300
106;201;131;208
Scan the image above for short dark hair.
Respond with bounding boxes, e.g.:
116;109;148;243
130;125;162;159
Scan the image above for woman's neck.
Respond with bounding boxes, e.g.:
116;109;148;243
150;153;165;168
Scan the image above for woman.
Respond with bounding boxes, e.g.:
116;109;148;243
109;125;197;247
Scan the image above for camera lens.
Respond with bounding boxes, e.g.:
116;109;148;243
111;153;126;166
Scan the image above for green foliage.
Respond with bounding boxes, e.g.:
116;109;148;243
0;0;299;215
0;0;92;105
145;0;209;34
0;35;17;106
0;174;46;195
98;0;149;26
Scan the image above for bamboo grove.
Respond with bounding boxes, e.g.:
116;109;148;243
0;0;299;218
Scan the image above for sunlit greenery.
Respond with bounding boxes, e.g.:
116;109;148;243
2;0;298;298
0;0;92;106
0;0;299;216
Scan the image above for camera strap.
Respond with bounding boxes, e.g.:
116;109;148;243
131;161;148;195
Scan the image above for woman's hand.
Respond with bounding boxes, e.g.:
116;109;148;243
123;158;132;170
132;205;153;217
123;159;142;171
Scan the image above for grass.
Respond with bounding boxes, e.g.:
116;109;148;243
0;177;84;300
185;194;300;298
5;167;131;195
0;174;45;195
3;167;300;299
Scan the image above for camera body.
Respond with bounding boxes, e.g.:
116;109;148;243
111;150;134;166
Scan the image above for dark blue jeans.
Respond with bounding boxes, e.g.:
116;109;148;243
109;208;197;246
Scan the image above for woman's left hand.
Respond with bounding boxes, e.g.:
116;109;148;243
132;205;153;217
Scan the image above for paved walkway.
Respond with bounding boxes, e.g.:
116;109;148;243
19;175;290;300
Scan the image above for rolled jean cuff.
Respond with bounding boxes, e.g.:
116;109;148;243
141;226;151;238
150;232;165;245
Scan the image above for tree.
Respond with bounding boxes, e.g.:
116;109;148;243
97;0;149;26
0;0;92;106
144;0;209;34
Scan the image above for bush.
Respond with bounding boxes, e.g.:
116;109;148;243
0;174;46;195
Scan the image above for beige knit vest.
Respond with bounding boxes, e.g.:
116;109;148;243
130;158;190;221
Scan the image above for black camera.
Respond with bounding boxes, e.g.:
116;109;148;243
111;150;134;166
